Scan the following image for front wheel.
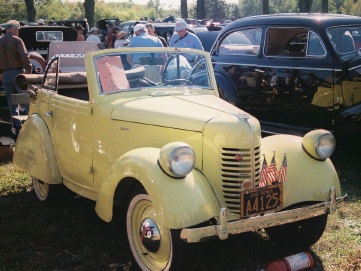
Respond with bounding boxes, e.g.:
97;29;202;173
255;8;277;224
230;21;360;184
126;188;182;271
265;214;328;250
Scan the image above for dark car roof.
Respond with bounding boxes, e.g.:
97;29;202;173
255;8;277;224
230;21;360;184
191;25;223;52
19;26;77;51
222;13;361;33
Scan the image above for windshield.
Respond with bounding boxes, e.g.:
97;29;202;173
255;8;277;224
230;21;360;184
327;26;361;54
94;50;213;94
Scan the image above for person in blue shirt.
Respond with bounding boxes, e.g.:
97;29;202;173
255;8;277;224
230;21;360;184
169;20;204;50
127;24;164;83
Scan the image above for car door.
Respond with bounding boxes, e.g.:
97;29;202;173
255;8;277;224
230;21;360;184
43;57;94;190
212;25;336;133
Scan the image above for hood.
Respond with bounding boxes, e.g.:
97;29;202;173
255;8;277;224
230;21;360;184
111;92;248;132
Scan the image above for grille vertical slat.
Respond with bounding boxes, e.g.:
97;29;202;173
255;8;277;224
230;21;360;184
221;146;261;214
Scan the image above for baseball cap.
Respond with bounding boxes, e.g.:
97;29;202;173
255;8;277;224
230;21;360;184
174;20;187;31
133;24;146;32
38;19;44;25
89;27;98;33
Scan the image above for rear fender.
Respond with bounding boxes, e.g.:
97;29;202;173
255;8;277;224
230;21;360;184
13;114;62;184
95;147;220;228
335;101;361;137
261;134;341;208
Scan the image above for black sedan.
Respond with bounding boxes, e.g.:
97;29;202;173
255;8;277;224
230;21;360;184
210;13;361;140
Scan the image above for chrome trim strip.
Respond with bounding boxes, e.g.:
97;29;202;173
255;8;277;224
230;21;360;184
212;61;337;72
180;187;346;243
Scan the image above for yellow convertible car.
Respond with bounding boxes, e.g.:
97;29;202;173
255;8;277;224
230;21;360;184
13;47;346;270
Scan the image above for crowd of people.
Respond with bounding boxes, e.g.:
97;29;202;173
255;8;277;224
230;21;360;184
0;18;204;134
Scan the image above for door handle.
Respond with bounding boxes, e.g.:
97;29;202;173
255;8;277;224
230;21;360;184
45;110;53;117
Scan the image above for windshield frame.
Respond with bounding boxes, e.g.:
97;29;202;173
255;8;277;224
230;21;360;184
92;48;215;95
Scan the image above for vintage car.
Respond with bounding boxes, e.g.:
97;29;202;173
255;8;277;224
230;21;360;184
18;26;78;59
13;47;345;270
191;24;223;51
210;13;361;139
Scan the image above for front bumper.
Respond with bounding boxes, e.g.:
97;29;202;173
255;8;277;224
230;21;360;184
180;186;347;243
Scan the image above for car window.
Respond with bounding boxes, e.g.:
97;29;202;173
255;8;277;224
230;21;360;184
36;31;63;42
218;28;261;56
327;26;361;54
306;31;326;57
265;28;308;57
265;27;326;58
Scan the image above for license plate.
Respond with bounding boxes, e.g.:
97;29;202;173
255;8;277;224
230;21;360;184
240;184;283;218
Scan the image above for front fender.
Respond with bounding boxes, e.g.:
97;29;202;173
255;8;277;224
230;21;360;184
13;114;62;184
261;134;341;208
95;147;220;228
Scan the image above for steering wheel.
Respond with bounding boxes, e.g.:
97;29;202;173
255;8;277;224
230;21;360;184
189;58;206;79
163;79;193;86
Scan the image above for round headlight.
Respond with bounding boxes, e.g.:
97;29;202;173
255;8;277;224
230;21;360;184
159;142;196;178
303;130;336;160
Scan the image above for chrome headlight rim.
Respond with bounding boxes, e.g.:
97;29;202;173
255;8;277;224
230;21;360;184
315;132;336;160
302;129;336;160
159;142;196;178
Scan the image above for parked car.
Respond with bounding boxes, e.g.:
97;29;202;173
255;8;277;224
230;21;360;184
19;25;78;59
210;13;361;139
55;19;88;36
13;47;345;270
191;24;223;51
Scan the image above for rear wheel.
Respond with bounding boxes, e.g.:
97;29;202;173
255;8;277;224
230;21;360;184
126;187;182;271
265;214;328;249
32;177;68;203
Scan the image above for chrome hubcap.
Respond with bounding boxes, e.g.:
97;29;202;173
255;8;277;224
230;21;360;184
140;218;161;253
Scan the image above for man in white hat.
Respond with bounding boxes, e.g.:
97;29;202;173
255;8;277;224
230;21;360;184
37;19;44;26
86;27;102;50
169;20;203;50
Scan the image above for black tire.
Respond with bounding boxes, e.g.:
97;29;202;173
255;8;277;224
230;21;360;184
126;186;183;271
32;177;70;203
265;214;328;250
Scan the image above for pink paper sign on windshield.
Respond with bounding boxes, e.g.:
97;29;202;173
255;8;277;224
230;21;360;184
96;56;130;93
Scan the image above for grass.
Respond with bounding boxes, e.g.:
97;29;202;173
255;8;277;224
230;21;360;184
0;147;360;271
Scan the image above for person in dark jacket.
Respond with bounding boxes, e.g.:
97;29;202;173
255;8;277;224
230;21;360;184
0;20;31;132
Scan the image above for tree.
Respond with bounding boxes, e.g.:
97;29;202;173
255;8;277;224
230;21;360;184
84;0;95;28
24;0;36;22
263;0;269;14
299;0;313;12
197;0;205;19
322;0;328;12
181;0;188;18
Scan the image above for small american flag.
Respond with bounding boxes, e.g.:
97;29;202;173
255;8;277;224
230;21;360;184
267;152;278;183
278;153;287;183
259;155;268;187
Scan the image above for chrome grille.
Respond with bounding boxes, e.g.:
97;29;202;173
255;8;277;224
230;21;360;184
221;146;261;214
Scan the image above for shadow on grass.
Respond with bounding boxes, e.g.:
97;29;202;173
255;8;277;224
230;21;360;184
0;188;327;271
